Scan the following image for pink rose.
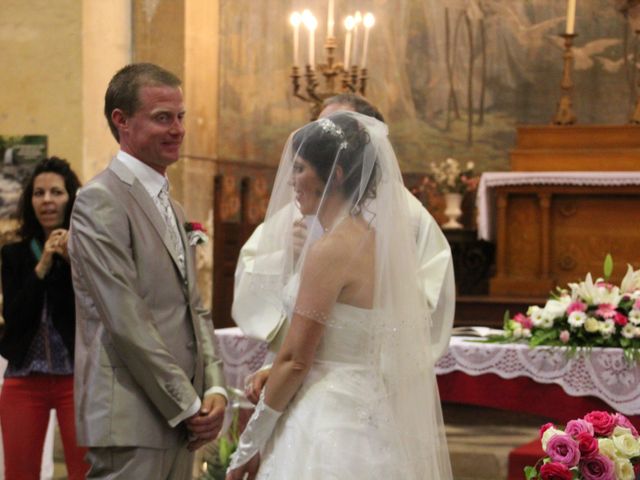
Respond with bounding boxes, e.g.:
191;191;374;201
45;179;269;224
539;461;573;480
583;411;617;436
595;304;617;319
614;312;628;326
514;312;533;329
614;413;639;437
559;330;570;344
567;301;587;314
634;298;640;310
545;433;580;467
565;419;594;437
579;453;615;480
576;432;599;459
540;422;555;438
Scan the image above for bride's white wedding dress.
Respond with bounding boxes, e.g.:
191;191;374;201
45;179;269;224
228;112;452;480
256;290;412;479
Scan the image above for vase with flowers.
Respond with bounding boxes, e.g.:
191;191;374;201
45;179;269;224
429;158;477;229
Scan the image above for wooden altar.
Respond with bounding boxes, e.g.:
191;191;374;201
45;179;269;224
488;125;640;297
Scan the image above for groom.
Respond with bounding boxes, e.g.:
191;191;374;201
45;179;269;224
69;63;227;479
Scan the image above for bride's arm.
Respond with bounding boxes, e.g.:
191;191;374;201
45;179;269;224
263;236;345;410
226;237;347;477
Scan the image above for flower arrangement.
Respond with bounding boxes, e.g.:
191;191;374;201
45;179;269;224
429;157;478;194
489;257;640;360
525;410;640;480
184;221;209;246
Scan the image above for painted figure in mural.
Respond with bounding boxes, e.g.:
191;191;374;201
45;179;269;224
233;93;455;404
68;63;227;480
226;110;453;480
0;157;89;480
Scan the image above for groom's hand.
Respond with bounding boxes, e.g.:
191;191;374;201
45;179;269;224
226;453;260;480
186;393;227;451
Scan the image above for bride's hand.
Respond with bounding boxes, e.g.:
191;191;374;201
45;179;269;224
226;453;260;480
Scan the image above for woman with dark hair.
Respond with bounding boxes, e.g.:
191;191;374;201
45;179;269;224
227;112;452;480
0;157;87;479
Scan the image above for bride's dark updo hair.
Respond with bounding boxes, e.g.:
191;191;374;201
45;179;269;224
292;112;379;209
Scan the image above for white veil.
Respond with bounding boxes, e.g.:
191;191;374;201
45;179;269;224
250;111;452;479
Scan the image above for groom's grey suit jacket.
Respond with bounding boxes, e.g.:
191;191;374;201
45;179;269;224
69;157;225;448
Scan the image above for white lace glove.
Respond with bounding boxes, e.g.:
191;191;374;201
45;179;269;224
227;388;282;473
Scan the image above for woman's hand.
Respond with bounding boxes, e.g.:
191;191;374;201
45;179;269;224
35;228;69;279
245;368;271;405
226;453;260;480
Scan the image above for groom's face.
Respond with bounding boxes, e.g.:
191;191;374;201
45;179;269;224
115;84;186;175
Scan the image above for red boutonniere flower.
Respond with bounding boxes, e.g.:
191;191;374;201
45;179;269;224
184;222;209;246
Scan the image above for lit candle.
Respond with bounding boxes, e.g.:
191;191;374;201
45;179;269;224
344;16;355;68
327;0;335;38
565;0;576;35
352;11;362;68
302;11;318;66
361;13;375;68
290;12;302;66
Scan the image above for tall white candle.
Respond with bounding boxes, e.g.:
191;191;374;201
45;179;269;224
361;13;375;68
327;0;335;38
352;11;362;68
565;0;577;34
344;16;355;68
290;12;301;66
302;10;317;66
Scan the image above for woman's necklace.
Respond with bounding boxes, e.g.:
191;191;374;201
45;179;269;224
321;212;350;233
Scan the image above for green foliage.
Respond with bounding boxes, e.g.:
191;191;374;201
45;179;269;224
524;466;538;480
603;253;614;279
198;408;241;480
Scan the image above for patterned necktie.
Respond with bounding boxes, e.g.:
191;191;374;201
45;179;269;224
156;182;186;278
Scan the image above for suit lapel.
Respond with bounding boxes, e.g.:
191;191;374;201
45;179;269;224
109;159;188;293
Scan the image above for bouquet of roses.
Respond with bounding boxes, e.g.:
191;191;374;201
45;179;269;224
525;410;640;480
490;258;640;360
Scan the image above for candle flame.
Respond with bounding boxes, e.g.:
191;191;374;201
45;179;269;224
354;11;362;23
290;11;301;27
363;13;375;29
344;15;355;31
304;13;318;31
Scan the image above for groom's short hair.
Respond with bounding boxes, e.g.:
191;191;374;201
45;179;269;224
104;63;182;142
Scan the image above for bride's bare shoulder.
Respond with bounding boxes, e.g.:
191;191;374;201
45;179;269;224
307;219;372;266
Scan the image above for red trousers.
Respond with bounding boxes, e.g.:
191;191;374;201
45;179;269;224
0;374;88;480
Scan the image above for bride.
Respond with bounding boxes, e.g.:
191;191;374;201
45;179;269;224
226;111;452;480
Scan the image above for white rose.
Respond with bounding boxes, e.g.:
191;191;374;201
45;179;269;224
613;426;640;458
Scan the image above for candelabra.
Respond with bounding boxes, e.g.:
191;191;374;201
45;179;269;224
289;7;374;120
552;33;577;126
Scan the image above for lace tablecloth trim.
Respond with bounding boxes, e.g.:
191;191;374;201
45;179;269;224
214;329;640;415
435;337;640;415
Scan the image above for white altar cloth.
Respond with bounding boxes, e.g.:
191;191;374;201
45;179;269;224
476;172;640;241
437;337;640;416
214;328;640;416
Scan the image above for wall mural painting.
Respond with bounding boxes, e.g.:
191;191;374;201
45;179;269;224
218;0;640;175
